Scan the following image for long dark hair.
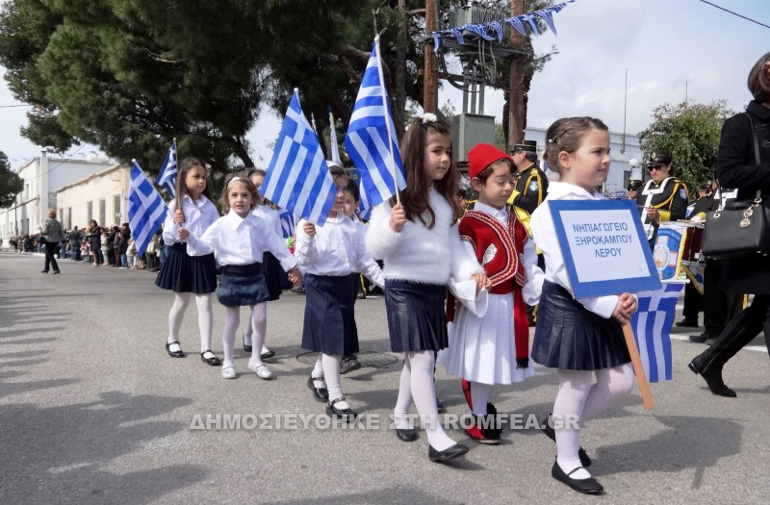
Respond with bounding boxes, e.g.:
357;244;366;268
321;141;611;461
175;157;212;201
393;117;461;228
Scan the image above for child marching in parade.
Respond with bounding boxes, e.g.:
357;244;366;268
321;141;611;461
156;157;221;366
440;143;544;444
366;116;488;463
295;181;384;420
184;174;301;380
530;117;637;494
240;169;283;361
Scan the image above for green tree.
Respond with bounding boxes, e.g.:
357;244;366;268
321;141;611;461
0;152;24;208
638;101;734;196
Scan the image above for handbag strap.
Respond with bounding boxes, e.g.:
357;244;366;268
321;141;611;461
744;112;762;202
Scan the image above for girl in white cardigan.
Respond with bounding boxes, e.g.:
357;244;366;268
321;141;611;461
366;116;488;463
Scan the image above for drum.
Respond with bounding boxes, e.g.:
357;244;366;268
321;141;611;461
680;221;705;266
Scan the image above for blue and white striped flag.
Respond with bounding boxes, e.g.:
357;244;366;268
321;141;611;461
263;90;337;226
631;283;685;383
279;210;295;239
345;36;406;210
128;160;168;256
157;140;177;197
328;108;341;165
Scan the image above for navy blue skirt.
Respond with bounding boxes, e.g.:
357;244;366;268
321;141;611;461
385;280;447;353
263;252;283;301
217;264;270;308
155;243;217;294
532;281;631;371
301;274;359;356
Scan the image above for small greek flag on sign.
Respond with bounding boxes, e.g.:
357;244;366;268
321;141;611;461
262;91;337;226
345;38;406;209
157;140;177;197
128;160;168;256
631;283;685;383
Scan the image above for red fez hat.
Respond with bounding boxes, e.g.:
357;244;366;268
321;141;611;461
468;143;511;180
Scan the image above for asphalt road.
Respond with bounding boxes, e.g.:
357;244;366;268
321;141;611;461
1;253;768;504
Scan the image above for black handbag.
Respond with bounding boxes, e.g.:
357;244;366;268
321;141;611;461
702;113;770;259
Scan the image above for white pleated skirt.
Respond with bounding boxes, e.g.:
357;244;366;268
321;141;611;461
439;291;535;385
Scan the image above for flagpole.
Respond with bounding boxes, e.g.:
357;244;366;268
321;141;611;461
374;35;401;205
622;323;655;410
172;137;184;224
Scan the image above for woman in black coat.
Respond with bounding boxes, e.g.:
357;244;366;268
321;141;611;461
689;52;770;397
86;220;103;266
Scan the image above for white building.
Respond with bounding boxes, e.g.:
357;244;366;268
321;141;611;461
0;152;116;245
56;163;131;232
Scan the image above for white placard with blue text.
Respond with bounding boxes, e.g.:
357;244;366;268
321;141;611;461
549;199;661;298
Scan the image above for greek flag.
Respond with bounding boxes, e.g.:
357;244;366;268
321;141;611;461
263;90;337;226
345;37;406;210
631;283;685;383
128;160;168;256
279;210;295;239
157;140;177;197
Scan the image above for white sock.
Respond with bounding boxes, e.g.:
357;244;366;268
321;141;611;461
310;355;325;386
470;381;492;416
553;369;592;480
250;303;268;362
167;293;191;348
408;351;455;451
221;307;240;368
322;354;349;409
243;306;253;346
195;294;213;353
582;364;635;421
393;359;414;429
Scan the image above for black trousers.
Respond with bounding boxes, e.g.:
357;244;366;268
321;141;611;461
692;294;770;374
682;281;703;320
702;259;743;337
43;242;59;273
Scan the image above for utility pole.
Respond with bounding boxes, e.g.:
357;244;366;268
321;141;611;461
423;0;438;113
507;0;525;148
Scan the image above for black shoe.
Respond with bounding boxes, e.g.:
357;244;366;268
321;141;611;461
428;443;469;463
200;350;221;366
165;341;184;358
340;357;361;375
308;375;329;402
551;460;603;495
688;361;736;397
436;397;446;414
52;270;60;275
261;349;276;360
541;414;591;467
688;333;713;343
41;270;48;274
243;339;252;353
676;317;699;328
396;428;418;442
326;397;357;421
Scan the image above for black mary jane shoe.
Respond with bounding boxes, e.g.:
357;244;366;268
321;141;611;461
396;428;417;442
200;350;222;366
165;341;185;358
428;443;469;463
261;349;276;360
542;414;592;467
326;397;357;421
242;335;252;353
307;375;329;402
551;460;603;495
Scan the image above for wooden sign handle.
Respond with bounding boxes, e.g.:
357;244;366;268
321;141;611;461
622;323;655;410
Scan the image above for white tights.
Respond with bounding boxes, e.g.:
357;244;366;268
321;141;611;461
222;305;266;368
166;293;213;353
394;351;456;451
242;303;268;355
553;364;635;479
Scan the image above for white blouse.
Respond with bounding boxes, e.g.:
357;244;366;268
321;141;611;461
252;205;282;238
295;214;384;287
186;209;297;270
162;194;219;256
530;181;620;319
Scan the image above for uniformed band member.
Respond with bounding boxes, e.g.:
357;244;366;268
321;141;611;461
509;140;549;214
627;179;642;200
636;149;689;241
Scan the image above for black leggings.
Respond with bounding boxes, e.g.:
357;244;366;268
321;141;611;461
43;242;59;273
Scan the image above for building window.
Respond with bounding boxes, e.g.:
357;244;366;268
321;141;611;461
87;201;93;223
99;198;106;228
113;194;121;225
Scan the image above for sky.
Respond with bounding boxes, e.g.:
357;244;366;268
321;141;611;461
1;0;768;168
